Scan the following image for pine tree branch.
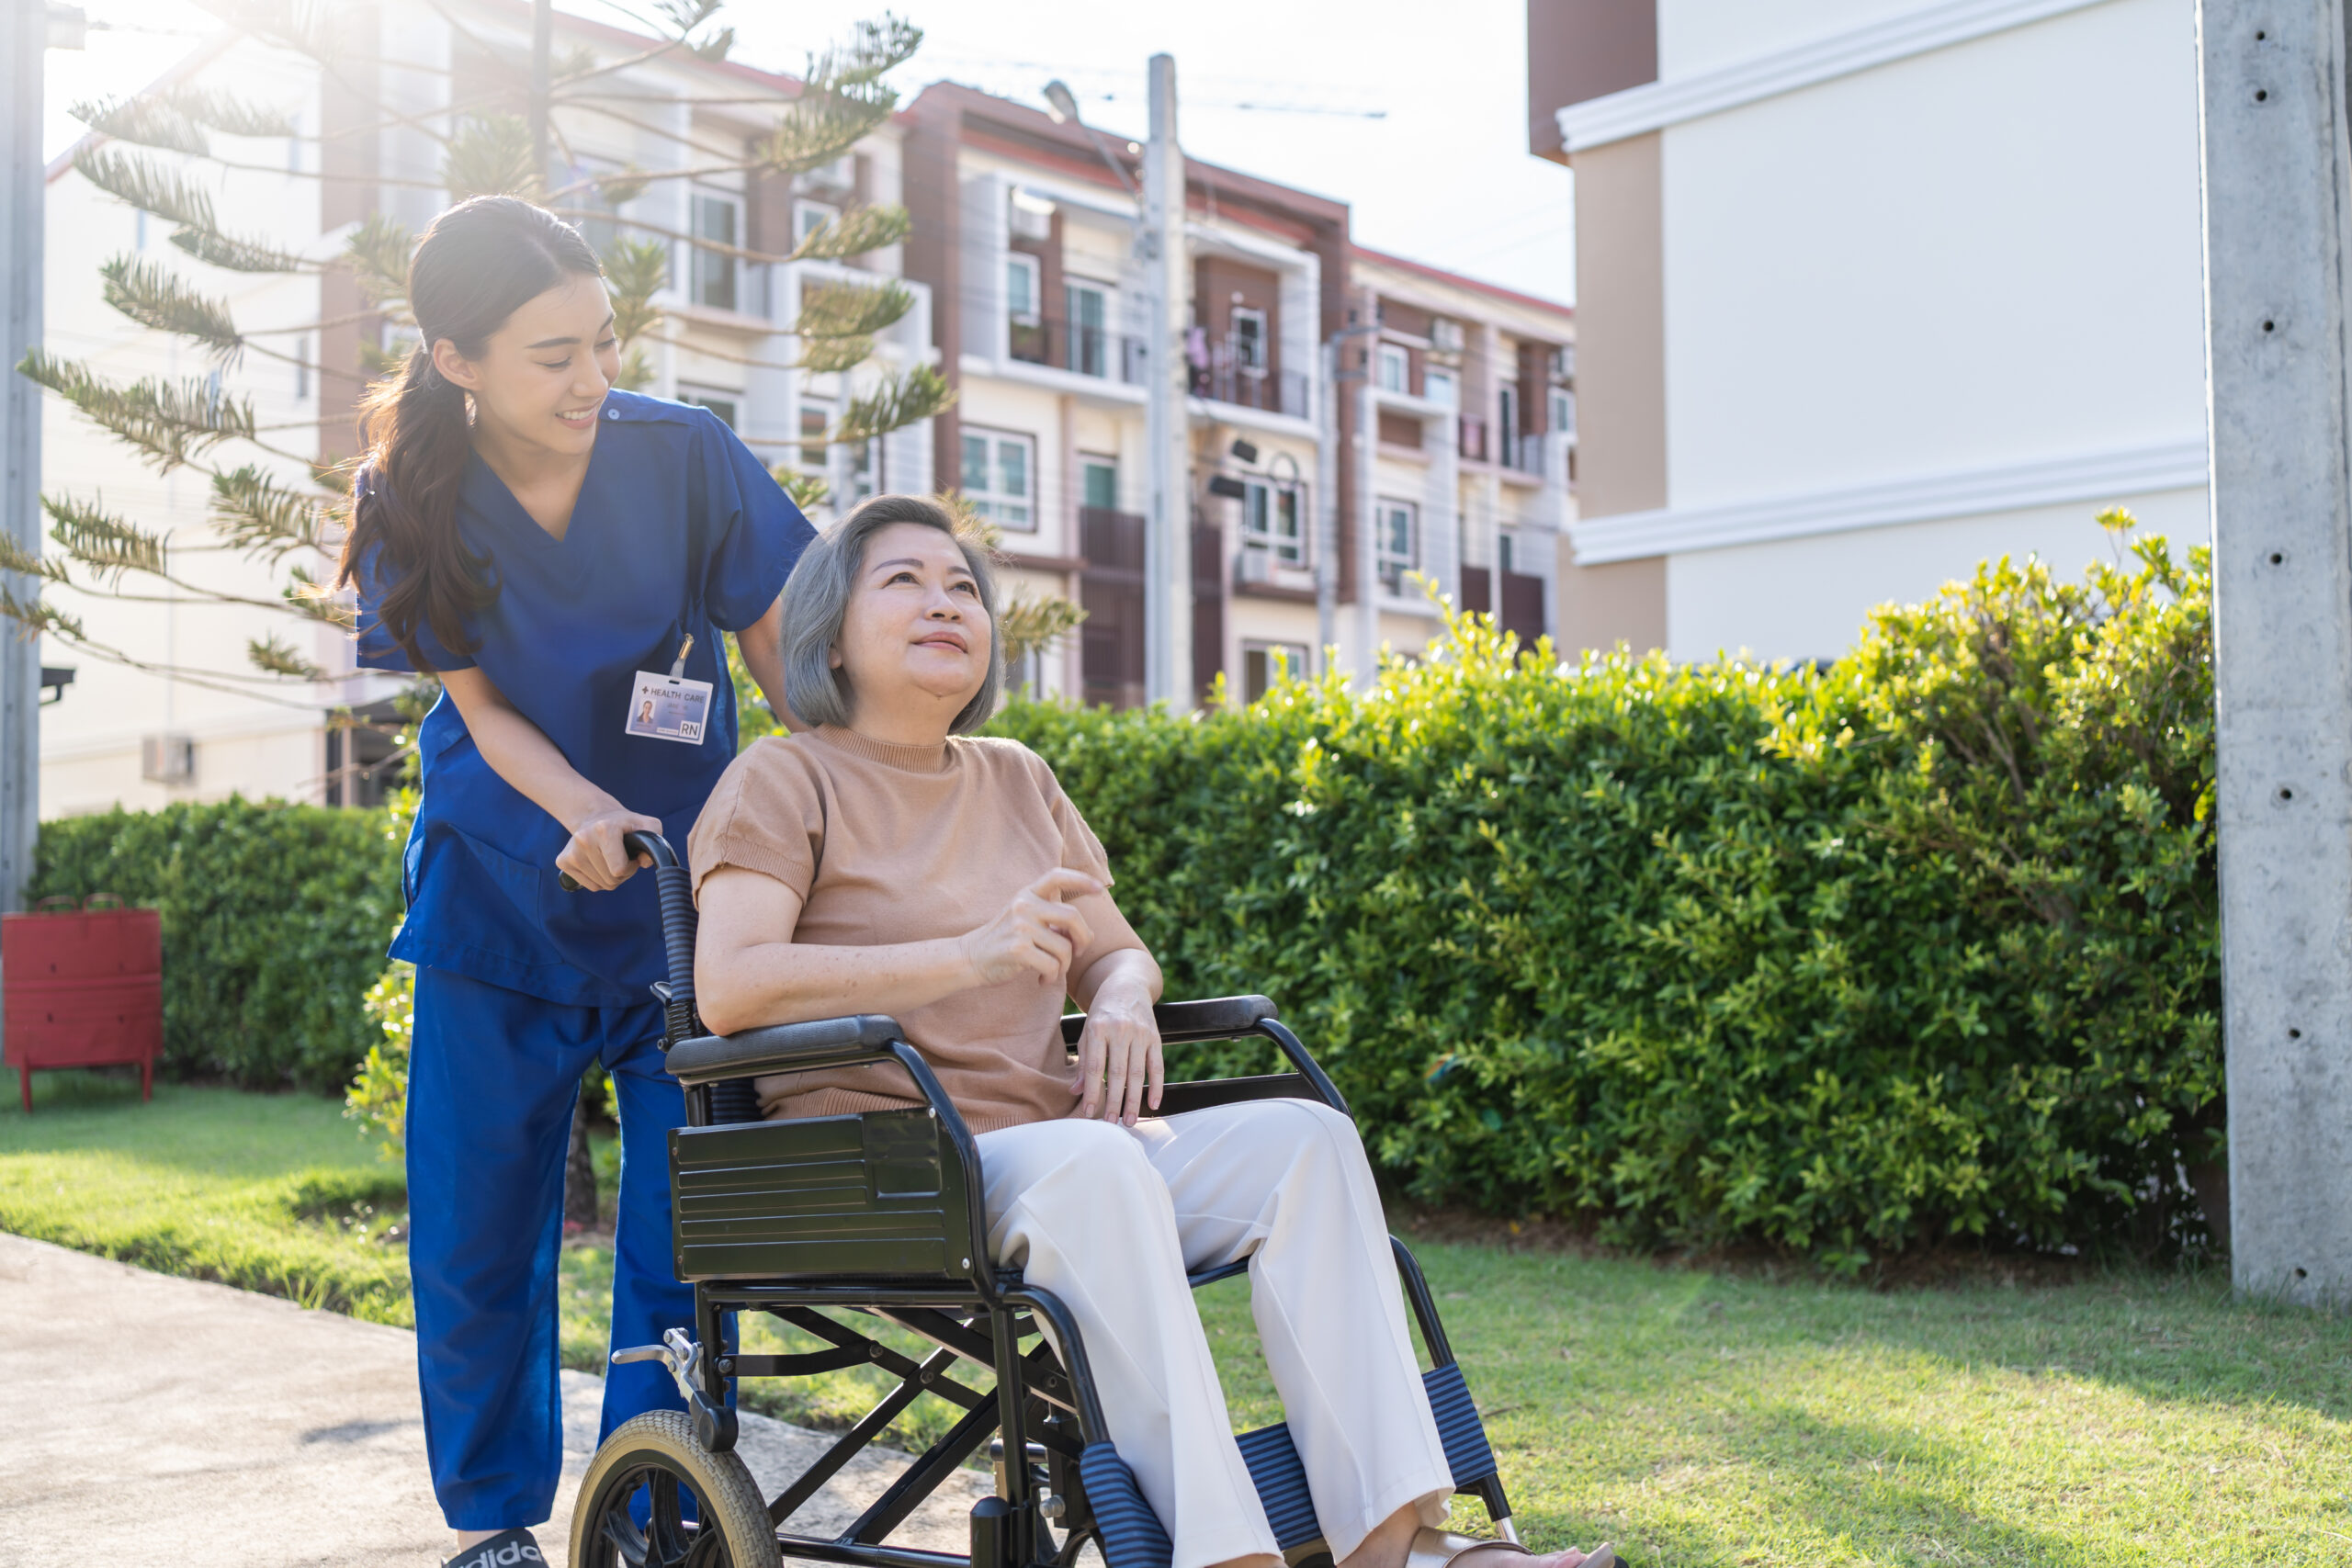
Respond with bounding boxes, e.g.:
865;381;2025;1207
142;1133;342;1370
345;213;414;323
998;585;1089;666
249;630;330;680
99;254;243;360
797;333;875;374
442;115;542;202
209;465;333;562
41;493;166;584
166;83;299;138
601;236;669;345
790;203;911;263
796;278;913;343
769;465;829;513
71;94;210;156
74;147;311;274
19;349;258;472
833;364;955;445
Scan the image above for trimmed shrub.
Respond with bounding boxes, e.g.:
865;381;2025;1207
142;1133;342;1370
993;529;2217;1264
27;797;402;1092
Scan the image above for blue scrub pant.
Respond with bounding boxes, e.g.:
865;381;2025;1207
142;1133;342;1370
407;965;696;1530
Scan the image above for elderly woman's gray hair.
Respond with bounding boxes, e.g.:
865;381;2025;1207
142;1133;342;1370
780;493;1002;733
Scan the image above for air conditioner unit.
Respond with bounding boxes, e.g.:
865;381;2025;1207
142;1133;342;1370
1430;317;1464;355
141;734;195;784
1235;549;1272;585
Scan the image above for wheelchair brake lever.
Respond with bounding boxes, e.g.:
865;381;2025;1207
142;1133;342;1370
611;1325;705;1407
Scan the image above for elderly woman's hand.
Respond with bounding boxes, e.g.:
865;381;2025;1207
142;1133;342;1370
1073;965;1162;1125
961;868;1102;989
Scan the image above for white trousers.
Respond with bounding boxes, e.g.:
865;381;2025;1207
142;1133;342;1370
977;1099;1455;1568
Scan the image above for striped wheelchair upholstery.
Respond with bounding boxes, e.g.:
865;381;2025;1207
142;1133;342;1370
1083;1364;1501;1568
1080;1442;1173;1568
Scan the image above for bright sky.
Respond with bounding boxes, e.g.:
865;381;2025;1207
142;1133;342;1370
45;0;1576;305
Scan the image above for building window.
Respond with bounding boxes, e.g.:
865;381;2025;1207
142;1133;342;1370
1066;281;1109;377
691;189;740;311
295;335;310;400
1499;531;1516;575
1423;367;1457;410
795;197;840;250
1376;498;1418;594
1231;305;1267;371
678;387;739;428
1239;479;1306;566
1549;388;1576;440
847;435;876;505
1082;457;1119;510
1375;343;1409;393
960;427;1035;529
798;398;831;485
1242;642;1309;704
1498;383;1520;468
1007;253;1040;322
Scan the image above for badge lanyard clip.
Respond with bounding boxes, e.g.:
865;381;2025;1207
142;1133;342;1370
669;634;695;679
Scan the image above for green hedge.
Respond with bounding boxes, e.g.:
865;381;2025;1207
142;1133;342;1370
25;798;402;1093
993;526;2218;1264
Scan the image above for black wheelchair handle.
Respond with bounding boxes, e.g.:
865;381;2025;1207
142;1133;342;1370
556;828;677;892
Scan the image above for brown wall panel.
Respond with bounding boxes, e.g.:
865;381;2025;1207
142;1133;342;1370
902;107;962;495
1571;131;1665;518
1194;256;1283;381
1555;552;1666;657
1528;0;1658;162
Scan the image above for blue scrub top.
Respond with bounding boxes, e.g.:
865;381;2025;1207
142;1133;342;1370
355;389;814;1007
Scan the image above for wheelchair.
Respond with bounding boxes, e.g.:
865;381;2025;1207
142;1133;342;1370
571;831;1529;1568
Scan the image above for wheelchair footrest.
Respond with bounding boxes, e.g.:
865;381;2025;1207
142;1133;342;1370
1079;1442;1173;1568
1082;1364;1504;1568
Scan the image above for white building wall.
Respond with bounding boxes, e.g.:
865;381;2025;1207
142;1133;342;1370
1573;0;2209;662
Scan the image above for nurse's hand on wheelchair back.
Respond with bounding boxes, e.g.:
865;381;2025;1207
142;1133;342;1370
559;806;664;891
959;868;1101;989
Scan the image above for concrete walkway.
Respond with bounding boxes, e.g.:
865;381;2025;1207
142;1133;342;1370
0;1233;988;1565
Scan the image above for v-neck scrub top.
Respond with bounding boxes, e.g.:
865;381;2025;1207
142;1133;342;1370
354;389;814;1006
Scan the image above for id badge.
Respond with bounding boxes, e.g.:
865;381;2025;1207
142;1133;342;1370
626;669;714;745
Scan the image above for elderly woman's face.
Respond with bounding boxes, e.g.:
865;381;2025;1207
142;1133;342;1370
831;522;992;714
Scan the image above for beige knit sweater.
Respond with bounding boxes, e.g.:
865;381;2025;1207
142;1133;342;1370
686;726;1147;1132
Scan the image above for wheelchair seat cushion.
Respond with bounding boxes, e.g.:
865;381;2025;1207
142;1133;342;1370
686;728;1147;1133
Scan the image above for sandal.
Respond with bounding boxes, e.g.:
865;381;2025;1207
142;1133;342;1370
1405;1527;1618;1568
444;1528;548;1568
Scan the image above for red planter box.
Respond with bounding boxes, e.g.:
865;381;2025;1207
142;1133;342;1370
2;897;162;1112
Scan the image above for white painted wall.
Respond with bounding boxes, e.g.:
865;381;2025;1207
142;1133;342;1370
1666;482;2208;661
1661;0;2202;510
1658;0;1929;76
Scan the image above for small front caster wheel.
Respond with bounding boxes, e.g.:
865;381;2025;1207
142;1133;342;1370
570;1410;779;1568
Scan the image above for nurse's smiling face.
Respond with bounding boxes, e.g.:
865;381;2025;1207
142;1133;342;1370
431;272;619;461
830;523;994;737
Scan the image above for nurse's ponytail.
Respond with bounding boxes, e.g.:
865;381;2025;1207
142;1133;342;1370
335;196;602;670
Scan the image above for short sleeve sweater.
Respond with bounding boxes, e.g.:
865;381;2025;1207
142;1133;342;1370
686;726;1148;1133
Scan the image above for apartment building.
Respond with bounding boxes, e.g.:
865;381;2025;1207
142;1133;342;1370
903;83;1575;708
1528;0;2207;661
1351;247;1575;666
36;0;930;815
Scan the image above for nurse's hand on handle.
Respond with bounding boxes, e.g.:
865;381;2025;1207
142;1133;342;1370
437;667;662;894
559;805;663;892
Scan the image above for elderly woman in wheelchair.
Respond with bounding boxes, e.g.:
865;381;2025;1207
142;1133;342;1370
575;493;1612;1568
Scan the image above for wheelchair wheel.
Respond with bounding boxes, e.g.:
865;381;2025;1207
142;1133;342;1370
569;1410;779;1568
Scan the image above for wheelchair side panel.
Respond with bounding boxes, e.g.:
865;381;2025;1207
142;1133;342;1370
668;1110;977;1281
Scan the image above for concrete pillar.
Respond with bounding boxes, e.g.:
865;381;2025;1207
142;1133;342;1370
2;0;43;940
2199;1;2352;1306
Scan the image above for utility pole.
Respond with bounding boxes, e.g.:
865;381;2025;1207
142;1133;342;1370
528;0;552;192
1141;53;1190;710
2199;1;2352;1306
4;0;53;942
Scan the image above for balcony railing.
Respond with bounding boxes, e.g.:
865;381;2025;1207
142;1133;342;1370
1009;317;1148;384
1189;335;1309;419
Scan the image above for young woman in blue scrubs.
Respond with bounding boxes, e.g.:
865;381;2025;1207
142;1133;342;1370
334;197;813;1567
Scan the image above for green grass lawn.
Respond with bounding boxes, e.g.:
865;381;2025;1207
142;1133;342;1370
7;1073;2351;1563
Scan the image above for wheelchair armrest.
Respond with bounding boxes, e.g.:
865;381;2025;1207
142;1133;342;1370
1058;994;1278;1047
665;1014;905;1086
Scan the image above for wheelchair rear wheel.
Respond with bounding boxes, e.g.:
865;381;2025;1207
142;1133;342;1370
570;1411;779;1568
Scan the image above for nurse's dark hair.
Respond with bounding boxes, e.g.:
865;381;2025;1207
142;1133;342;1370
334;196;603;670
782;494;1001;734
